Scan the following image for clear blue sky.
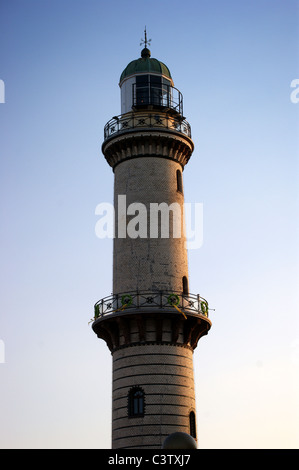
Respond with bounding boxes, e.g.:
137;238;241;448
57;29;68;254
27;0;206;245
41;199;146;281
0;0;298;448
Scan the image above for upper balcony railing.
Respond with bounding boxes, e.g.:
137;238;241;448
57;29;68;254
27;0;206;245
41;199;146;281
103;111;192;141
132;83;183;115
92;290;209;323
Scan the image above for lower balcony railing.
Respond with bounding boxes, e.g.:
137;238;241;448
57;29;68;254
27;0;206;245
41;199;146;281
92;291;209;322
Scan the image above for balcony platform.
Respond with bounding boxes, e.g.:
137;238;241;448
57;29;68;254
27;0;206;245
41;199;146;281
91;291;212;352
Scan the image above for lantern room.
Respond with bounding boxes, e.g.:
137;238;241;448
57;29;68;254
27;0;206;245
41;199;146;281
119;46;183;116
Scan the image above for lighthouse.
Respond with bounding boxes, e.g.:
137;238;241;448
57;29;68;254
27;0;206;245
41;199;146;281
92;31;212;450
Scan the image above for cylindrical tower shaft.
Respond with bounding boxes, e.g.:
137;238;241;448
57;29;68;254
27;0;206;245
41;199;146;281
112;341;195;449
113;156;188;294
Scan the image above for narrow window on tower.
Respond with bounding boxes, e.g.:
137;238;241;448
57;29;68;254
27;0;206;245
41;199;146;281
128;387;145;417
182;276;189;295
189;411;197;439
176;169;183;193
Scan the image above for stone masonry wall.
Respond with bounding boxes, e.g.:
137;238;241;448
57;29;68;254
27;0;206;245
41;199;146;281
113;157;189;294
112;342;196;449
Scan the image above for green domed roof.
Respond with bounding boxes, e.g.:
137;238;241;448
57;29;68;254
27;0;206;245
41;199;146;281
119;48;172;84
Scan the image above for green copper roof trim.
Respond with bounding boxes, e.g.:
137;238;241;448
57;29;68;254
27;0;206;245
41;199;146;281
119;57;172;84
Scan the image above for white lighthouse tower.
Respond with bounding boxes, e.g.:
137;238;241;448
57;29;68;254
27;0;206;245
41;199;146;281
92;32;212;450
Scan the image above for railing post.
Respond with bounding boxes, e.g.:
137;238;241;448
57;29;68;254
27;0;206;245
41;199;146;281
132;83;135;107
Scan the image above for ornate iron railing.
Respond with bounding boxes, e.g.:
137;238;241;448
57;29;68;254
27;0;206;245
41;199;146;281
103;112;192;141
92;291;209;322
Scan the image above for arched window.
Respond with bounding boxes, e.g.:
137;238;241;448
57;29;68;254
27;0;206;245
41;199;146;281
189;411;196;439
176;169;183;193
182;276;189;295
128;387;145;417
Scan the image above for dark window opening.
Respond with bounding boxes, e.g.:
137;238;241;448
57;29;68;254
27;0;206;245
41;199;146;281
135;75;171;108
183;276;189;295
176;169;183;193
189;411;196;439
136;75;149;106
150;75;162;106
128;387;145;417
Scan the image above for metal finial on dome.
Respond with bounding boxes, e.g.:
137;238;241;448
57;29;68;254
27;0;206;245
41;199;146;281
140;26;151;49
140;26;151;58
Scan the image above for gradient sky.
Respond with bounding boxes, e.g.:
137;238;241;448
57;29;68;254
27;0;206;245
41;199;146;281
0;0;298;449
